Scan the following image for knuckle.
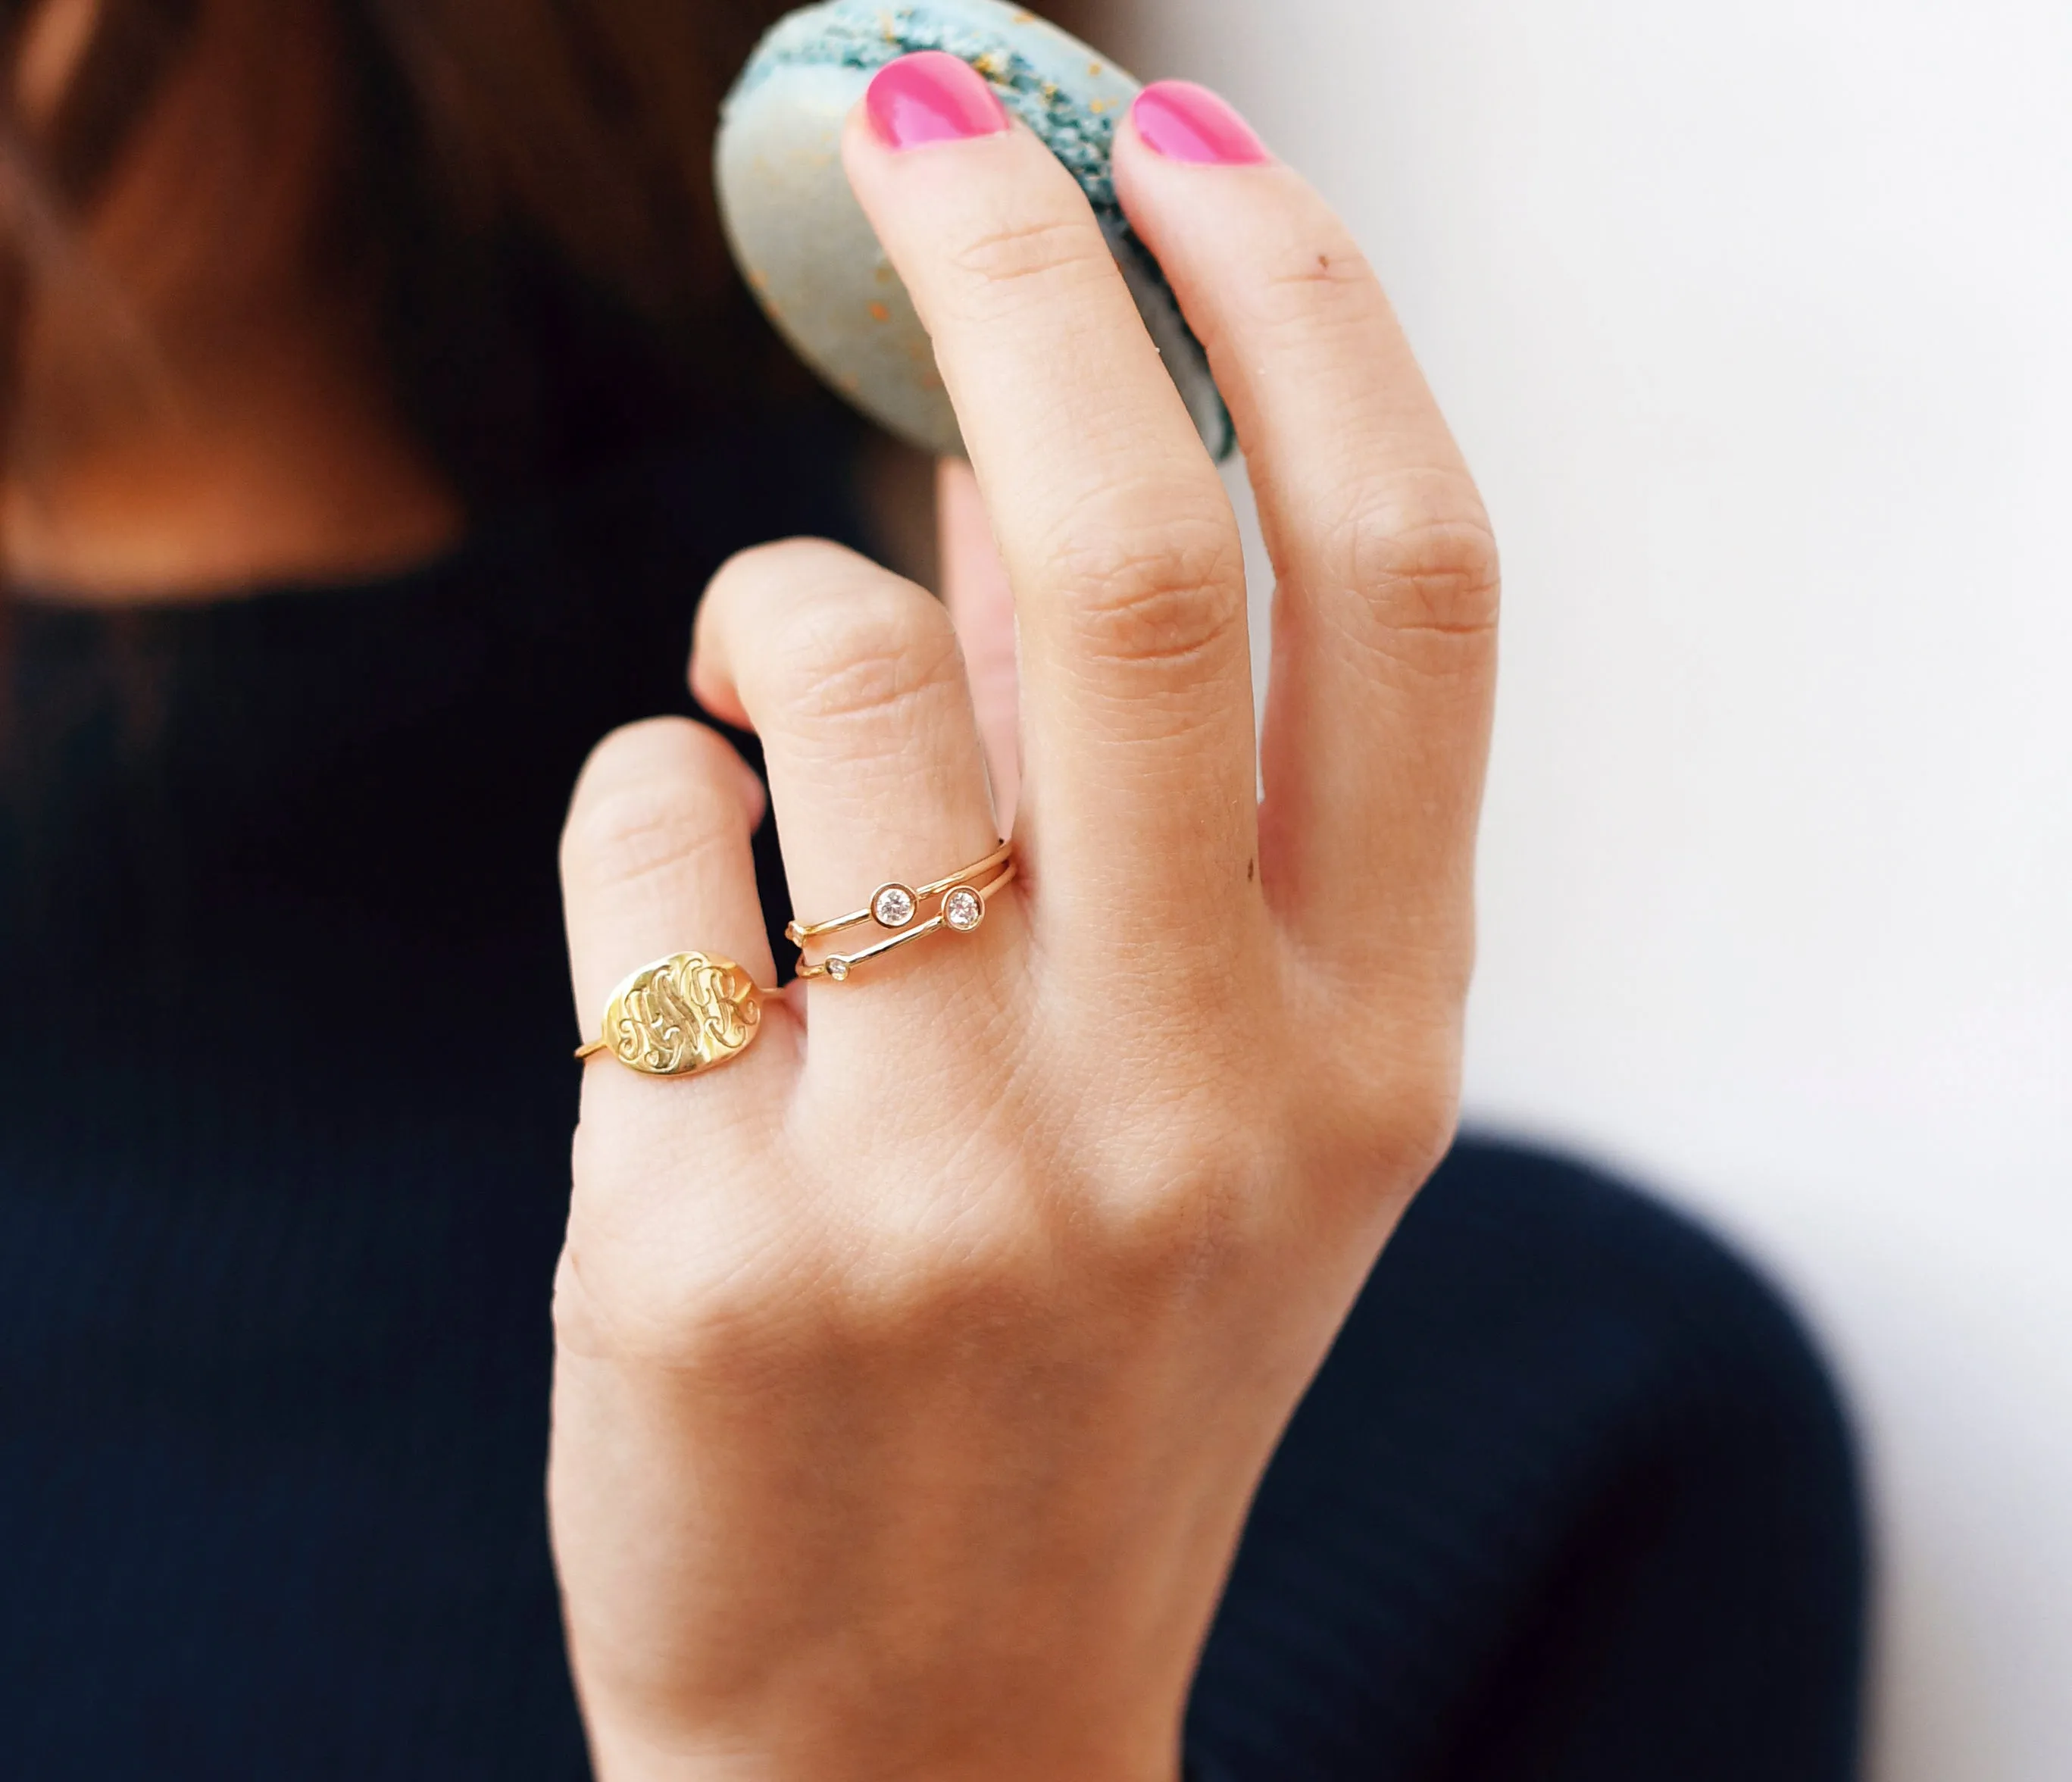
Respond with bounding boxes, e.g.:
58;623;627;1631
1387;1047;1464;1180
948;209;1111;300
1106;1150;1261;1282
699;536;881;664
570;713;708;793
556;1251;798;1382
1352;1029;1464;1190
561;733;739;893
1283;984;1465;1211
1330;478;1502;662
843;1241;1036;1355
564;1134;811;1377
1052;507;1248;677
770;582;964;730
710;534;869;599
1077;1077;1278;1271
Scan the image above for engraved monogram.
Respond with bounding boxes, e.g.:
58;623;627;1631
605;953;763;1077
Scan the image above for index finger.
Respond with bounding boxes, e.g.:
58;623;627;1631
842;55;1260;952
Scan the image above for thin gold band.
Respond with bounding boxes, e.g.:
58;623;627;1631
785;839;1014;946
794;859;1017;983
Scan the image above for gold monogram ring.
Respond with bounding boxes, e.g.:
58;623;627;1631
790;841;1016;984
575;952;774;1078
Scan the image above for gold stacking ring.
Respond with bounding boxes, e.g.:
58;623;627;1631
790;839;1016;983
786;839;1013;945
575;951;774;1077
575;845;1019;1074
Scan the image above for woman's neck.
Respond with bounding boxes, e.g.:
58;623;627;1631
5;0;463;607
5;302;463;605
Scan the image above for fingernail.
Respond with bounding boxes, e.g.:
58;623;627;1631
866;51;1013;150
1130;80;1270;167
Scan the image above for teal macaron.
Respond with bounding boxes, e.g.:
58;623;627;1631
716;0;1233;462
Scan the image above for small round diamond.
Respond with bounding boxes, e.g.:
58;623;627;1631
872;884;917;929
825;958;850;981
942;886;984;933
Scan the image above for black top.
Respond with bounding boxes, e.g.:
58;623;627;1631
0;434;1864;1779
0;427;854;1774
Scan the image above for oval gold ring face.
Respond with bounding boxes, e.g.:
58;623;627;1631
598;952;763;1078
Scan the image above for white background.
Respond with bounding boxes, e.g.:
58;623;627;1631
1111;2;2072;1776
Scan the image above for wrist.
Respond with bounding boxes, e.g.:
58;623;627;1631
580;1700;1180;1782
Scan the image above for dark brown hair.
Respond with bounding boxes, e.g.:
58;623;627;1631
0;0;814;512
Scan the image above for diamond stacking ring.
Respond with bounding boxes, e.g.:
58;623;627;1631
789;840;1016;983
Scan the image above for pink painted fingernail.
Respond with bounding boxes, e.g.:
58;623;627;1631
1131;80;1270;166
866;51;1013;150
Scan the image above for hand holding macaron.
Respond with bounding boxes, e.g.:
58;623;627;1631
553;22;1499;1782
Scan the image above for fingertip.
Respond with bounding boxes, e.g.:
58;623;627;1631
836;71;1045;234
1125;80;1274;170
861;51;1014;154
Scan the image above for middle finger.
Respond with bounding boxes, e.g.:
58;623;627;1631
842;55;1260;955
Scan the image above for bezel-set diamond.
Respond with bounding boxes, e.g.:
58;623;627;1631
789;843;1012;983
871;883;918;929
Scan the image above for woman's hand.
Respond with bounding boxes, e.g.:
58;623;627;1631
551;66;1497;1782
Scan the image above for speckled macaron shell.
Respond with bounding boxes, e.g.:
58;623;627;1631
716;0;1234;462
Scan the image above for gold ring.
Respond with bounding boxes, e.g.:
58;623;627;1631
574;952;774;1077
791;843;1017;984
786;839;1014;946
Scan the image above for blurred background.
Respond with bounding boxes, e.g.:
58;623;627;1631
1103;2;2072;1778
